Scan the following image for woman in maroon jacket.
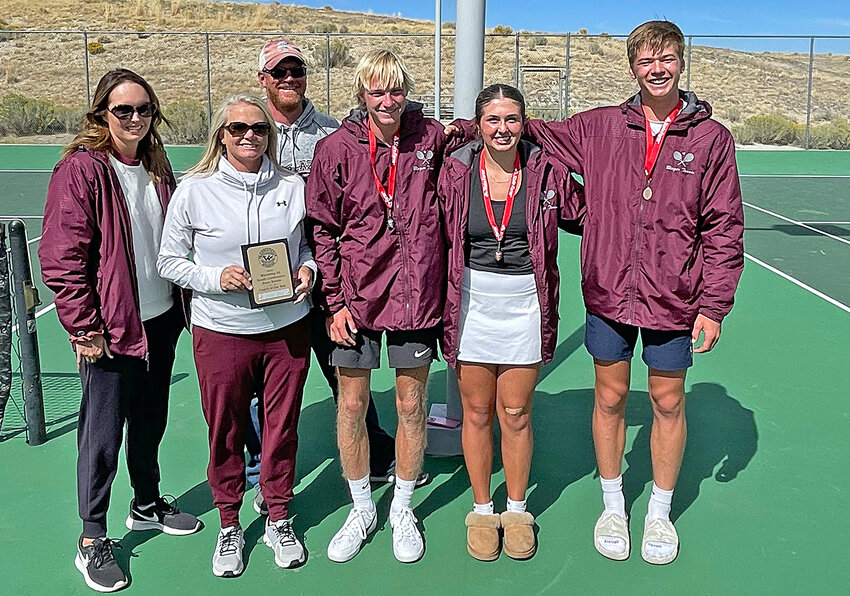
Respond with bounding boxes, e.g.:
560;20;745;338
39;69;199;593
439;84;582;562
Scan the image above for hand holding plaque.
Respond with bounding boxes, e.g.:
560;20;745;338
241;238;296;309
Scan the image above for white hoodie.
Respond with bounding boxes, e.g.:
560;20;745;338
158;155;316;334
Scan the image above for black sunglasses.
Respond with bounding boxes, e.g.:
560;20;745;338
263;66;307;79
223;121;272;136
107;102;157;120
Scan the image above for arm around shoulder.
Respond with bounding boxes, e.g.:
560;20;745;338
698;130;744;323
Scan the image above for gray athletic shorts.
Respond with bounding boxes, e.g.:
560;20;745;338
330;326;439;370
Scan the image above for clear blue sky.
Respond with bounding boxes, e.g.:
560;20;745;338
261;1;850;37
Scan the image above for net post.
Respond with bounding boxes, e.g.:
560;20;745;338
0;223;12;436
8;220;46;446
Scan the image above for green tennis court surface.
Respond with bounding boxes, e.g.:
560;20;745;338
1;147;848;594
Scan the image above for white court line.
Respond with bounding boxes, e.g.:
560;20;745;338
740;174;850;178
0;169;53;173
744;253;850;314
11;302;57;334
0;215;43;219
799;221;850;225
27;235;42;245
743;201;850;247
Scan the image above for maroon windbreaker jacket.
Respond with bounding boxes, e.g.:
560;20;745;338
525;91;744;330
306;104;461;331
39;147;186;359
439;140;584;368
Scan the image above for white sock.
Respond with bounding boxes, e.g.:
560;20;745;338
647;483;674;521
600;474;626;518
390;476;417;517
473;501;494;515
506;497;527;513
347;475;375;513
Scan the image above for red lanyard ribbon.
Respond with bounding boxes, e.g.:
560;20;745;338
479;150;521;244
368;129;399;214
644;99;682;181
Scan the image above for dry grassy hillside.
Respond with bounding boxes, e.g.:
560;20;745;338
1;0;849;145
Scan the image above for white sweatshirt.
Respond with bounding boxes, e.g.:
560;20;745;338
157;155;316;334
109;154;173;321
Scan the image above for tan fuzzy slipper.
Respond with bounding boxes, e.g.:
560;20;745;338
464;512;502;561
500;511;536;560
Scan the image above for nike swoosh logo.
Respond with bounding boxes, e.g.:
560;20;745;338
135;510;159;521
414;349;431;358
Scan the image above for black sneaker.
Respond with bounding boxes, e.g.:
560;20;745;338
125;496;202;536
369;461;430;487
74;536;128;593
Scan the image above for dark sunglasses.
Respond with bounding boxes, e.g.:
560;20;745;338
263;66;307;79
223;121;272;136
107;102;157;120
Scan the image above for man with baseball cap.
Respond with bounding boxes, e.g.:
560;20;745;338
246;39;418;516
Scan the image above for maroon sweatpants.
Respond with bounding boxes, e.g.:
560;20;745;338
193;318;310;526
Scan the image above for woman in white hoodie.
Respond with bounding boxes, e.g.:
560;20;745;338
158;94;314;577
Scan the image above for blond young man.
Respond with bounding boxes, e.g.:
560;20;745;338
307;50;461;563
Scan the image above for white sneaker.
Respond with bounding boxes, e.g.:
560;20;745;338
263;518;306;568
389;507;424;563
327;507;377;563
212;526;244;577
594;511;630;561
641;516;679;565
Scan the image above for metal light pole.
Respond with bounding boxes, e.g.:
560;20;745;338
426;0;486;456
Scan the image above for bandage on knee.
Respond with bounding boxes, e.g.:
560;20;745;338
504;406;525;416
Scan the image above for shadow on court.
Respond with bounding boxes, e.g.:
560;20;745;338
747;223;850;237
413;328;759;524
145;338;757;570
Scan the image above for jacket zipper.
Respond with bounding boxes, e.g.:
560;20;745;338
626;184;646;325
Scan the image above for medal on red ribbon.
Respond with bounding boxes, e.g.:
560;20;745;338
643;99;682;200
368;129;400;230
479;150;521;262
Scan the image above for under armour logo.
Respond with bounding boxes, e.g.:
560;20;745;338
276;200;287;206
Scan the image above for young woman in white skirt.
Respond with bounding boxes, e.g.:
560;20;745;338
439;84;583;561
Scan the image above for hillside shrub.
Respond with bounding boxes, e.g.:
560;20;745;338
732;114;802;146
87;41;105;55
161;101;208;145
0;93;57;135
312;40;353;68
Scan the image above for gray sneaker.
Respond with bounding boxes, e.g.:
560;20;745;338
212;526;244;578
263;518;306;568
253;487;268;516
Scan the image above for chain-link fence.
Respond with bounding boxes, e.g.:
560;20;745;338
0;31;848;148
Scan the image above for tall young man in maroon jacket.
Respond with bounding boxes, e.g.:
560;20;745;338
524;21;744;564
307;50;460;564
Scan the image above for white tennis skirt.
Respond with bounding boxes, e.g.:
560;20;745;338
457;267;542;365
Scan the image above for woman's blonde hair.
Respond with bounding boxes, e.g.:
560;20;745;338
62;68;171;181
351;49;415;110
185;94;280;177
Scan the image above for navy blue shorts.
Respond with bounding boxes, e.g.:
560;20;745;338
584;312;693;372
